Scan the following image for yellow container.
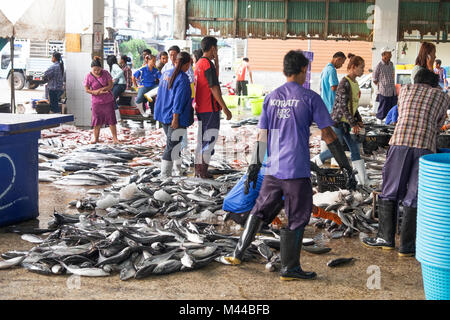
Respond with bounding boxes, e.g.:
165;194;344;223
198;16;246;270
247;84;264;97
250;97;265;116
222;95;239;109
396;64;406;70
405;64;415;70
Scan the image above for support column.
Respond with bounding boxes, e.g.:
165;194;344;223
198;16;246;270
174;0;187;40
65;0;104;127
372;0;400;70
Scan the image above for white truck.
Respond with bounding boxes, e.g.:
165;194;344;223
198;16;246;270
0;39;117;91
0;39;65;90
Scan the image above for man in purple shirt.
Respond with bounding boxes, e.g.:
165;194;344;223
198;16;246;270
224;50;357;281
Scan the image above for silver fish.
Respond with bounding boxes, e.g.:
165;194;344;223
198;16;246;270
21;234;45;244
60;262;110;277
0;256;26;270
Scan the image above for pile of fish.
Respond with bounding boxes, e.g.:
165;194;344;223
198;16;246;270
311;188;379;240
0;209;291;279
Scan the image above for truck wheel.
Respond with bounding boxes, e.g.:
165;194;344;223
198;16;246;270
27;82;39;90
7;72;25;90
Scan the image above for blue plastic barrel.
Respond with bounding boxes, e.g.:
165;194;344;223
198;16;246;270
417;153;450;300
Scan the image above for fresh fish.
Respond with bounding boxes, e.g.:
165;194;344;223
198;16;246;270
181;251;194;269
119;258;136;281
255;242;273;261
327;257;355;267
60;262;110;277
0;256;26;270
303;246;332;254
1;251;29;260
22;262;52;275
21;234;45;244
189;244;218;259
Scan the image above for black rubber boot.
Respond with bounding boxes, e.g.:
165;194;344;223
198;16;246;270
279;228;317;281
398;206;417;257
362;199;396;250
224;214;263;265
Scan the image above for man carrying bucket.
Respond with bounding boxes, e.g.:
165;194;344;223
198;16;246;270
362;69;450;257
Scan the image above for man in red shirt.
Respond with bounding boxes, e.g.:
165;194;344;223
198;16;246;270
235;57;253;97
194;36;232;178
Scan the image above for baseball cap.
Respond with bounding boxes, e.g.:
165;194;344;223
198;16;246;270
381;46;395;54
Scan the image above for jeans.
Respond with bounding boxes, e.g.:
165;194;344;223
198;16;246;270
162;123;186;161
196;111;221;164
319;123;361;162
48;89;63;113
112;84;126;110
136;85;157;109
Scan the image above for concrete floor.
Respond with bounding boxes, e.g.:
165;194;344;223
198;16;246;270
0;183;425;300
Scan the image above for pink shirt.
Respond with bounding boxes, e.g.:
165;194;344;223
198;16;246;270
83;70;114;105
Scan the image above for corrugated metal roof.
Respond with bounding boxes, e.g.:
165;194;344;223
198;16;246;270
399;0;450;42
187;0;375;41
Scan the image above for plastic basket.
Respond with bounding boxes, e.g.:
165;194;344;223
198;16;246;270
316;168;347;193
421;264;450;300
250;97;264;116
222;95;239;109
36;103;51;114
247;84;264;97
362;134;391;154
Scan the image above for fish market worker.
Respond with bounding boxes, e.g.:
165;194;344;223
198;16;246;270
362;69;450;257
224;50;357;281
194;36;233;178
154;52;194;177
132;54;161;116
43;51;65;113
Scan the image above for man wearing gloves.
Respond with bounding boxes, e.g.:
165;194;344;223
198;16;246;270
224;50;356;281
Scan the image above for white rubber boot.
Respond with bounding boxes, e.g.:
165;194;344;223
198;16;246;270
160;160;173;178
135;101;146;117
173;159;186;176
311;154;323;166
330;158;339;168
320;141;329;153
352;159;371;186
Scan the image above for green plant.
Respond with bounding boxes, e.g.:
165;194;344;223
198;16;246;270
119;39;157;68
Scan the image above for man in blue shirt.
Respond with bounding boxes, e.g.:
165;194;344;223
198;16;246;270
317;52;347;155
320;52;347;114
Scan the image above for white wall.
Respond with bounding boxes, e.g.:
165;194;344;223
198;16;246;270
65;52;93;127
65;0;104;126
372;0;399;69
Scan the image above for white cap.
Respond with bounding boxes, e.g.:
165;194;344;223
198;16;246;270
381;46;394;54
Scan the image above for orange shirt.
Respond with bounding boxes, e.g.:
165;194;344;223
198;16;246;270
236;62;249;81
